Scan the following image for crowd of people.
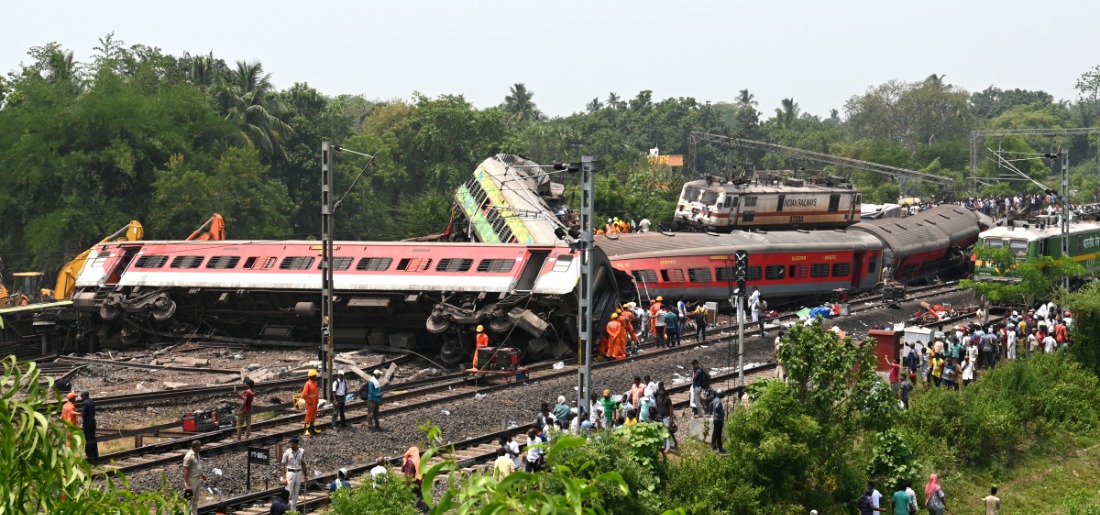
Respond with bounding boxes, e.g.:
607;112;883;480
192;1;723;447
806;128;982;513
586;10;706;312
599;294;720;360
888;299;1073;403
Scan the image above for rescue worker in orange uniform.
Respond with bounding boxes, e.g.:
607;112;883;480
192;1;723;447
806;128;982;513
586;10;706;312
301;370;322;436
473;325;489;368
61;392;79;424
619;305;641;354
649;296;664;340
606;313;627;360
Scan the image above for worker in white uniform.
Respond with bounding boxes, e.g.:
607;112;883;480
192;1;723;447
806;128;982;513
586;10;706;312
281;436;307;510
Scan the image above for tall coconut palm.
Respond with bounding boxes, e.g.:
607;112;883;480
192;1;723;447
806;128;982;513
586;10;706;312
774;98;801;127
737;89;758;108
214;61;295;162
607;92;624;110
504;83;542;123
586;98;603;113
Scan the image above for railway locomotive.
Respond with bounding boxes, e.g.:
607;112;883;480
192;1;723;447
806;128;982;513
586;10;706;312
70;240;628;365
672;173;861;232
974;217;1100;281
602;205;991;303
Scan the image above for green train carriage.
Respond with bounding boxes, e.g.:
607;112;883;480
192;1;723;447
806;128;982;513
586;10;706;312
974;218;1100;281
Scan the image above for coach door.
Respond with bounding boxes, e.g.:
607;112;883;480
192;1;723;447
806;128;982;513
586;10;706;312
847;193;861;221
515;250;550;292
828;194;841;213
850;251;866;289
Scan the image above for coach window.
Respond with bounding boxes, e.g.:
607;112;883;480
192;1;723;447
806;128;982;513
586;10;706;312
831;262;851;277
134;255;168;269
279;257;315;270
723;196;734;208
742;212;755;222
715;266;734;282
828;194;841;212
744;196;757;208
397;258;432;272
765;265;785;280
632;269;658;284
688;268;712;283
206;256;241;269
478;259;515;273
170;255;204;269
356;257;393;271
868;257;877;273
747;266;763;281
789;264;808;279
661;269;686;283
436;258;474;272
810;263;829;278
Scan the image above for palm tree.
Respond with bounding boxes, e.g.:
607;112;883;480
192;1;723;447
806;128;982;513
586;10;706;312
607;92;623;110
774;98;801;127
737;89;758;108
586;98;603;113
214;61;295;162
504;83;542;123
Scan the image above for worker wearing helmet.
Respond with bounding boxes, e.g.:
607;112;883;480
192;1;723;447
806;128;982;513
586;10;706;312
473;325;489;369
301;370;322;436
618;306;641;354
649;296;664;342
606;312;626;360
61;391;79;425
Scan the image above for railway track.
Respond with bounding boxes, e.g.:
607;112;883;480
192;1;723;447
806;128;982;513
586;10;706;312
203;362;780;514
96;281;965;478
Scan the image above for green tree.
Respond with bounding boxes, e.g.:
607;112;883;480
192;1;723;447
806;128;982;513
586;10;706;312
772;98;800;128
970;86;1054;119
963;247;1085;307
503;83;542;123
1074;65;1100;127
845;76;971;156
0;357;185;513
213;61;296;162
149;148;294;238
1063;281;1100;377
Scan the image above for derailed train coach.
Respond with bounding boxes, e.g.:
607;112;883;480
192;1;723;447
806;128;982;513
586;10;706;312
601;205;992;303
70;240;629;366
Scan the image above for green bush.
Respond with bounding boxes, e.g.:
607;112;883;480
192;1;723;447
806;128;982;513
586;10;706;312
325;471;420;515
545;427;667;515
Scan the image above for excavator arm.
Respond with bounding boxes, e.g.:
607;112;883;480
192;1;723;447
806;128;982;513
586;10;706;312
53;220;144;300
187;213;226;241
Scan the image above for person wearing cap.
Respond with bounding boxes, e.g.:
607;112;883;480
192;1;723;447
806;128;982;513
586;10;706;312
301;370;322;436
605;312;626;360
364;369;383;431
182;440;206;515
80;390;98;459
649;296;664;343
328;467;351;494
331;370;349;428
473;325;490;369
281;436;307;510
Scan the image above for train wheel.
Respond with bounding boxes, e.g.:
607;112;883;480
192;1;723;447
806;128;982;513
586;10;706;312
438;335;464;368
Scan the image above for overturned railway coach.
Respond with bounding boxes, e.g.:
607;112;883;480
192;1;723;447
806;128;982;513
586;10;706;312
70;240;628;365
601;205;990;303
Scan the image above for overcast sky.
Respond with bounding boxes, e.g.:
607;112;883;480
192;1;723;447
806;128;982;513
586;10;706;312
5;1;1096;119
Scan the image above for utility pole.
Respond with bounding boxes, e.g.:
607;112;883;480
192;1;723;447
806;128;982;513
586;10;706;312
733;250;748;389
1043;150;1072;290
566;156;598;416
320;141;336;401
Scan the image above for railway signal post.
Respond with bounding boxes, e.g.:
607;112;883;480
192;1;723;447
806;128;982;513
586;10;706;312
734;250;748;389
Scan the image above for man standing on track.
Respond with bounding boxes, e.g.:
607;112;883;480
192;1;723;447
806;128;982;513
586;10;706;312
302;369;322;436
473;325;489;368
606;313;627;360
331;370;349;428
281;436;307;511
182;440;206;515
235;378;254;441
364;369;383;431
80;391;98;460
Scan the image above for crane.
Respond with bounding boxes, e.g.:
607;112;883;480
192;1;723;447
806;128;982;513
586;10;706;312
688;132;955;185
187;213;226;241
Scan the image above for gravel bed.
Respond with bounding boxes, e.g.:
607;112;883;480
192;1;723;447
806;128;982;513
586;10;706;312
122;288;978;503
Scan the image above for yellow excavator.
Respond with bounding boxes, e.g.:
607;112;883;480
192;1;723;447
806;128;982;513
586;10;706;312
52;220;145;301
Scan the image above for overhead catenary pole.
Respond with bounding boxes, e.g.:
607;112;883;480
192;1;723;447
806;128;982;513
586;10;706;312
321;141;336;401
1060;149;1070;290
574;156;597;416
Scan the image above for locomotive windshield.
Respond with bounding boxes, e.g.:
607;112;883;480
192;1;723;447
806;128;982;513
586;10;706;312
700;190;719;204
682;186;702;202
1008;239;1029;257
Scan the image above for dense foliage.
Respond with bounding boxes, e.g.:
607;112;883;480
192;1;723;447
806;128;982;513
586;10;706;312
0;356;185;513
3;36;1100;275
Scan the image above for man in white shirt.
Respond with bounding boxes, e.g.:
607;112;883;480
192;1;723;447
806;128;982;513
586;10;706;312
638;218;651;232
868;481;883;513
1043;334;1058;353
506;434;523;470
331;370;349;427
748;288;762;323
182;440;205;515
281;437;307;510
369;456;388;487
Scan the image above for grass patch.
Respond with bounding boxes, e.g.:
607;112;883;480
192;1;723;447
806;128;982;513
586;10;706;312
936;432;1100;514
